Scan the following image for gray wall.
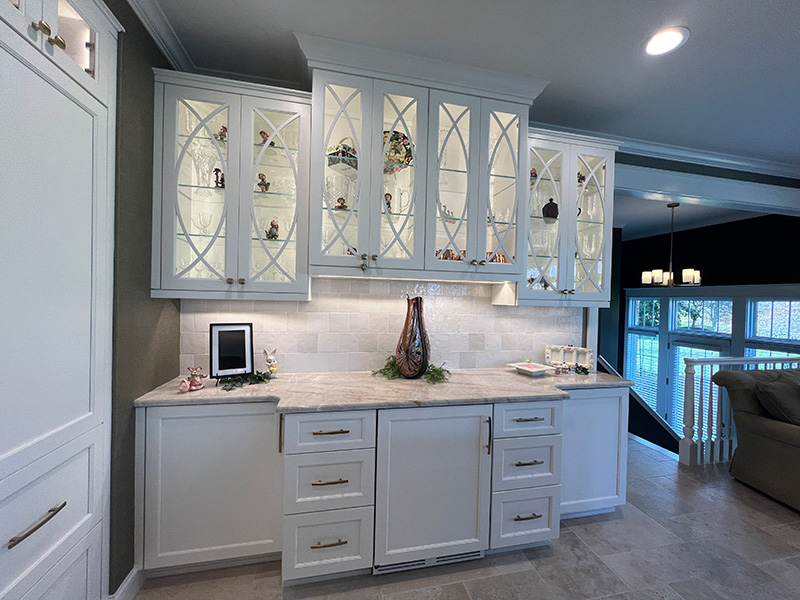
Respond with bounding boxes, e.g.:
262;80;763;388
101;1;179;593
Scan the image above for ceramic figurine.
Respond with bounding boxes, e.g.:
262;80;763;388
214;168;225;188
257;173;270;192
264;348;279;377
577;171;586;184
542;198;559;224
530;167;538;180
213;125;227;141
178;366;207;393
334;197;347;209
258;130;275;146
266;220;279;239
384;192;392;212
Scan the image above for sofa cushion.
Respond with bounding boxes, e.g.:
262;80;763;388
754;370;800;426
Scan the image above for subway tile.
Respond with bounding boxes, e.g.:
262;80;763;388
295;333;318;354
468;333;485;351
306;312;329;333
358;334;379;352
318;333;338;353
327;278;351;294
181;332;207;355
459;352;477;369
180;311;194;333
350;279;370;294
337;332;360;353
329;312;349;332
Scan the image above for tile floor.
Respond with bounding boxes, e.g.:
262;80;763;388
134;437;800;600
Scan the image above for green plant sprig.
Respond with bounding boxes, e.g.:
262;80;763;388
220;371;271;391
372;356;450;384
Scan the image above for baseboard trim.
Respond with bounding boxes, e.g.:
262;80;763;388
145;553;281;579
108;566;145;600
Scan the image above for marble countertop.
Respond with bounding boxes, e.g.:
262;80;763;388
133;368;631;412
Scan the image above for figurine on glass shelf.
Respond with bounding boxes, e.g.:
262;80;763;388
214;168;225;188
213;125;227;141
264;348;279;377
256;173;270;192
542;198;559;224
266;220;279;239
577;171;586;184
178;366;207;393
258;130;276;146
384;192;392;212
334;197;348;209
530;167;538;180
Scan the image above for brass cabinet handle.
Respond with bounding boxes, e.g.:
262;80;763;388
47;35;67;50
485;417;492;454
512;417;545;423
311;538;347;549
568;289;576;295
479;260;487;266
360;263;367;271
312;429;350;436
469;259;478;265
226;277;234;284
360;253;368;260
514;512;542;522
370;254;377;261
238;278;245;285
311;478;349;487
31;20;52;35
8;502;67;549
515;460;544;467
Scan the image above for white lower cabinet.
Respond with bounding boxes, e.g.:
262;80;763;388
143;402;282;569
283;506;374;580
490;486;561;549
560;388;629;517
374;405;492;568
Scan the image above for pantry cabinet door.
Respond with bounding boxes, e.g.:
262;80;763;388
368;79;427;270
158;85;241;292
309;70;373;269
237;95;310;294
374;405;491;567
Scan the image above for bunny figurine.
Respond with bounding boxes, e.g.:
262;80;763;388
178;366;207;393
264;348;279;377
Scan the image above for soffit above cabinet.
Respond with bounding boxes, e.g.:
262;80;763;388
295;34;548;106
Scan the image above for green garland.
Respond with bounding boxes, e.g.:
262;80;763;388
219;371;272;391
372;356;450;384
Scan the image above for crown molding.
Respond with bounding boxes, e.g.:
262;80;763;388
125;0;194;72
192;66;305;92
528;126;619;151
153;69;311;101
529;121;800;180
295;33;548;106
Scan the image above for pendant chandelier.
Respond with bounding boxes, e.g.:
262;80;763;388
641;202;701;286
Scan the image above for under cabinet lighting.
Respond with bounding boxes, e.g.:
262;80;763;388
645;27;690;56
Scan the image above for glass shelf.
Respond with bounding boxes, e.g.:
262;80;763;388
179;233;296;243
440;167;467;175
325;154;357;163
178;134;299;153
490;173;516;180
253;190;297;197
178;184;225;191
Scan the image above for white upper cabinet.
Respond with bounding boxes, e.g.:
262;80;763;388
519;131;617;307
300;35;543;282
0;0;119;103
152;71;311;300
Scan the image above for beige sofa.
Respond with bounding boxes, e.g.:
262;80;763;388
712;368;800;512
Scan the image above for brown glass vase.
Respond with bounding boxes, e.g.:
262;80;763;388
396;296;430;379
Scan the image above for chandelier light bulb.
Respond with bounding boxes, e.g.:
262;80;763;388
645;27;690;56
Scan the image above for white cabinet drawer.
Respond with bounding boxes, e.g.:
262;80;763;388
493;401;562;438
0;427;101;599
492;435;561;491
284;411;376;454
490;486;560;550
283;506;374;581
284;449;375;515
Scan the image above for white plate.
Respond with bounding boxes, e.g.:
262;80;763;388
507;362;553;377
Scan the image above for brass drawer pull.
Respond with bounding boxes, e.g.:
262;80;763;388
514;512;542;522
515;460;544;467
312;429;350;436
311;478;349;487
47;35;67;50
8;501;67;549
512;417;545;423
310;538;347;549
31;20;52;35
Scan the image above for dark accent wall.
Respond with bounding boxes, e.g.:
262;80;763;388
101;1;178;594
621;214;800;290
598;228;623;373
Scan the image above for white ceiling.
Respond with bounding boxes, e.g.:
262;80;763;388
142;0;800;172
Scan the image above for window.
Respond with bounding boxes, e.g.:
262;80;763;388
625;333;659;411
752;300;800;342
674;299;732;334
630;299;660;328
671;344;721;435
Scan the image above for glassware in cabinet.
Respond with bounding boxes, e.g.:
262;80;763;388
572;149;610;297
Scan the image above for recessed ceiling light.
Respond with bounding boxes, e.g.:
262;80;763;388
645;27;690;56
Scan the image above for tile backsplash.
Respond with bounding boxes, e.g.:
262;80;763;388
180;279;584;374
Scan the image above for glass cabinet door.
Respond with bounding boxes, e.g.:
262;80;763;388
239;97;309;293
311;72;372;267
571;145;613;298
370;80;427;270
523;139;569;298
52;0;95;76
426;90;481;271
1;0;42;44
479;100;526;274
160;87;240;291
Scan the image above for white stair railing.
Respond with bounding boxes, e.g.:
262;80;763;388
679;355;800;466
